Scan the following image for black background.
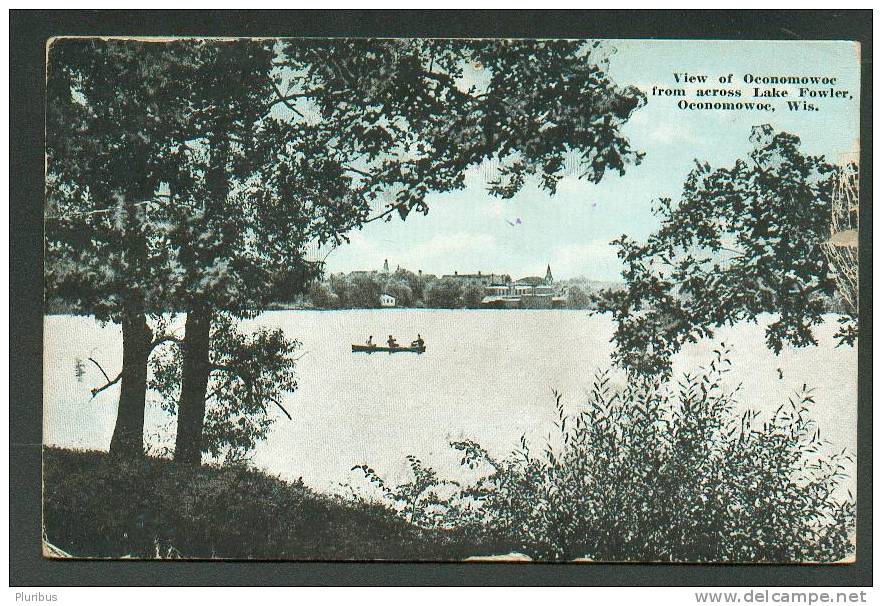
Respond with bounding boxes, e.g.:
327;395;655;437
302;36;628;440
9;9;873;586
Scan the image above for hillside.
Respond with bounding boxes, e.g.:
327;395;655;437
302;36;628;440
42;447;501;560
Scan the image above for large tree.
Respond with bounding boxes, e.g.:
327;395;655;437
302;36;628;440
48;38;647;465
46;39;200;457
595;125;852;377
170;38;647;464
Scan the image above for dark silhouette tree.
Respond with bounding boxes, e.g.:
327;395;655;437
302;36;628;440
46;39;200;457
595;126;848;377
48;38;646;465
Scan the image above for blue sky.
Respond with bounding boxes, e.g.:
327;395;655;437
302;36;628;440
324;40;861;281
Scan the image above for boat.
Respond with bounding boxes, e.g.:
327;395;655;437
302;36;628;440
351;344;426;354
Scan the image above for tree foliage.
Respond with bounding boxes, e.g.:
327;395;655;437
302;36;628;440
424;278;465;309
149;314;299;462
595;126;849;376
46;37;646;462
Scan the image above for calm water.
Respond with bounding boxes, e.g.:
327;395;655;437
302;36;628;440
44;310;857;495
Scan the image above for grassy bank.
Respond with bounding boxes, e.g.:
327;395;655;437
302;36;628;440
42;447;502;560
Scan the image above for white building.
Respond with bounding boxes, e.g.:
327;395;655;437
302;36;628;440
380;293;396;307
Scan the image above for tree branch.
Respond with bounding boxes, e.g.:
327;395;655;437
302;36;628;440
267;77;305;118
364;200;411;224
87;357;111;383
267;395;293;420
90;371;122;400
149;335;184;353
210;365;293;421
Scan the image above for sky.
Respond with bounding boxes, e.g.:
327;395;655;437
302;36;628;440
323;40;861;282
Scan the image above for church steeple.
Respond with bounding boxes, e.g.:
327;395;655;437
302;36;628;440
545;264;553;284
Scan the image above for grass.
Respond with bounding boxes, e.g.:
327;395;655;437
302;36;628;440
42;447;503;560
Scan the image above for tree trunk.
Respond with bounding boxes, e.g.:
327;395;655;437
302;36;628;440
109;188;154;459
174;303;213;466
109;300;152;458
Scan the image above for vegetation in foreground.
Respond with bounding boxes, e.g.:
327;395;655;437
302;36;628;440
42;447;503;560
351;348;856;563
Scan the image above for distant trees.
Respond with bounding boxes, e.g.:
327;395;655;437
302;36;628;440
595;126;851;377
460;284;486;309
424;279;465;309
383;279;415;308
306;281;338;309
566;286;590;309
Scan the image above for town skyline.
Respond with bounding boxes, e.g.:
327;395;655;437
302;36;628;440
329;258;622;286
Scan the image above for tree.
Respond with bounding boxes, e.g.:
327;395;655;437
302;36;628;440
566;285;590;309
425;279;464;309
395;269;428;304
50;38;646;465
595;126;846;377
149;314;299;464
306;280;338;308
46;39;312;463
46;39;200;457
383;278;414;308
460;283;485;308
156;40;323;465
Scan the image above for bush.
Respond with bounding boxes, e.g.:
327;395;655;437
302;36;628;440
350;347;855;562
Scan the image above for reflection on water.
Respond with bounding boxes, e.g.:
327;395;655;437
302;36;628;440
44;310;857;495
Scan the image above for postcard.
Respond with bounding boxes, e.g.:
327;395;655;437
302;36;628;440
42;37;860;563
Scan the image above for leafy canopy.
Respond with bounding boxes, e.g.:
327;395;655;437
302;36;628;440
595;126;847;376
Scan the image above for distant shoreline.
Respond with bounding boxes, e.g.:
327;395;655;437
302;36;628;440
44;307;603;318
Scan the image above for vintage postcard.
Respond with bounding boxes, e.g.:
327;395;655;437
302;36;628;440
43;37;860;563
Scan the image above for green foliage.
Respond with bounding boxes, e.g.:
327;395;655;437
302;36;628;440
352;349;855;562
277;39;645;220
566;285;590;309
460;284;486;309
424;278;465;309
305;280;339;308
353;456;462;528
43;447;489;559
594;126;854;377
149;314;300;462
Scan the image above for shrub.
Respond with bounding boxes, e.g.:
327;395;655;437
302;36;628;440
351;347;855;562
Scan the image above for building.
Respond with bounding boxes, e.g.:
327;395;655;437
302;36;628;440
511;265;555;295
480;264;556;307
441;271;512;287
379;293;396;307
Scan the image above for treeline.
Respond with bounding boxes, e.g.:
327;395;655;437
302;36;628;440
281;270;623;310
296;269;482;309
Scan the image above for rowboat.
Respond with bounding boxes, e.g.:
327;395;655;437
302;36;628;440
352;344;426;354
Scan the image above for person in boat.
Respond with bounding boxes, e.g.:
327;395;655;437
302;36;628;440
366;335;374;347
387;335;399;348
410;334;425;348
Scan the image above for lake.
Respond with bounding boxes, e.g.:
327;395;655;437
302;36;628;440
44;310;857;496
